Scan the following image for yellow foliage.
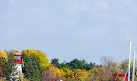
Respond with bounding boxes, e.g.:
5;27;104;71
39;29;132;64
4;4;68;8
63;68;72;78
21;49;49;68
89;67;109;81
49;65;65;78
41;65;65;80
65;69;89;80
41;65;65;81
135;76;137;81
0;77;7;81
24;79;30;81
0;49;7;58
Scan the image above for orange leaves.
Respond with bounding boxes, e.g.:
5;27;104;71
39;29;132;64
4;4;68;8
41;65;65;81
64;69;89;80
48;65;65;78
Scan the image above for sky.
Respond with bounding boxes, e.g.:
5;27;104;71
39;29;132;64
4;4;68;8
0;0;137;64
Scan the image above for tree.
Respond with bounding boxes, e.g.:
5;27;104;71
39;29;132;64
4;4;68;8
0;56;13;80
0;50;17;80
0;77;7;81
0;49;7;58
51;58;96;70
41;65;65;81
21;49;49;69
22;53;40;81
65;69;89;81
0;57;9;79
6;50;21;81
69;59;84;69
120;59;129;74
51;58;59;67
83;62;94;70
21;49;51;80
101;56;124;80
89;67;109;81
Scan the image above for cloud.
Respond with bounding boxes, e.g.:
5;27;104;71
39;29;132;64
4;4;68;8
9;0;22;7
66;2;109;15
32;7;46;14
9;0;15;5
71;27;107;38
66;3;90;15
124;0;134;6
93;2;109;12
31;7;55;21
43;27;107;39
0;0;22;7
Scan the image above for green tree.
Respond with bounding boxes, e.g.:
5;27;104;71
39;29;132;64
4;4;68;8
51;58;59;67
69;59;84;69
6;50;19;81
21;49;49;69
22;53;40;81
0;50;17;80
120;59;128;73
0;57;13;80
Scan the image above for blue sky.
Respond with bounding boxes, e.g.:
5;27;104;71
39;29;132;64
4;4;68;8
0;0;137;64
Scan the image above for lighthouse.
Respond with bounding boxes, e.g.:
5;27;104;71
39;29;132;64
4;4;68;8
14;51;23;73
11;51;23;81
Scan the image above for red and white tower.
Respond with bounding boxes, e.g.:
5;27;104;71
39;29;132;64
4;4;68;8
11;51;23;81
14;51;23;73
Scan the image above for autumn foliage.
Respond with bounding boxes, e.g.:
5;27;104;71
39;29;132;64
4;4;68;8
0;49;137;81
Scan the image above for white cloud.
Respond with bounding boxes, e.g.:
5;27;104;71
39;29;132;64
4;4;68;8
31;7;55;20
97;2;109;10
9;0;22;7
66;2;109;15
32;7;46;14
66;3;90;15
124;0;134;6
9;0;15;5
100;3;109;9
71;27;107;38
92;1;109;12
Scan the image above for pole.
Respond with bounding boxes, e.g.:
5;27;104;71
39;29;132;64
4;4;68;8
128;40;131;81
132;51;135;81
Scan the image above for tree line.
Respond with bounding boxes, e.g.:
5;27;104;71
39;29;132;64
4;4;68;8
0;49;137;81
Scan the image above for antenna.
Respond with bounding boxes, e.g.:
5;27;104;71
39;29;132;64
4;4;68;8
132;51;135;81
128;40;131;81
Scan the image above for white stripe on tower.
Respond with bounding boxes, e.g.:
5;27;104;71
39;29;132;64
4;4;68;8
128;40;131;81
